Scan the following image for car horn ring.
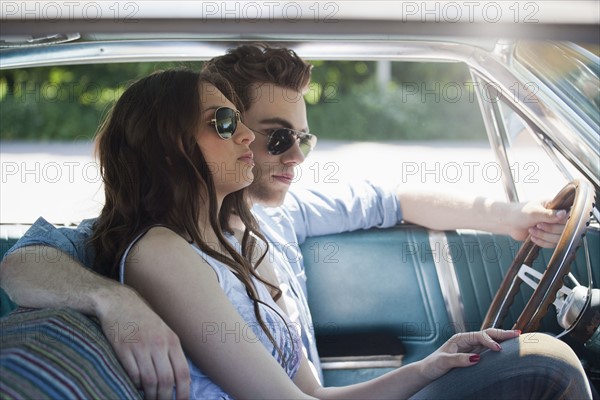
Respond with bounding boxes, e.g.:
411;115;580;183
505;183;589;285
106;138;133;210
482;179;596;334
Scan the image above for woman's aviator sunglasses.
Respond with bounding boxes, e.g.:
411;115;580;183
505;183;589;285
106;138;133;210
209;107;317;157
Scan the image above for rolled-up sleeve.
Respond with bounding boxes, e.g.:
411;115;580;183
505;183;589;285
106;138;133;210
283;181;403;244
6;217;96;269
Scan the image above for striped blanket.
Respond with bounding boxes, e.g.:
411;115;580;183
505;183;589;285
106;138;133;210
0;307;141;400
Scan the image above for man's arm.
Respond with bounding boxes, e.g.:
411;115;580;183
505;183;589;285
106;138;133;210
0;242;191;400
284;182;565;247
283;181;401;244
1;245;107;312
398;191;567;247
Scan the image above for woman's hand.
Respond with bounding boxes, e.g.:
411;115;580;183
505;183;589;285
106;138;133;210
418;329;521;382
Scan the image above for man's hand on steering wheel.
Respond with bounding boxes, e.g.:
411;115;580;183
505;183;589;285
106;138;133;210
506;200;568;248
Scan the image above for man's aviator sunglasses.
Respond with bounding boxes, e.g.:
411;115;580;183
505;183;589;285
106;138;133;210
210;107;317;157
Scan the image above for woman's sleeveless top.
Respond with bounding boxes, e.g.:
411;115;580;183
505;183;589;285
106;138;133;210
119;231;302;399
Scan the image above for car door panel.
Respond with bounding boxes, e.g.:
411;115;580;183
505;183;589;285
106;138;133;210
302;225;452;385
302;225;600;386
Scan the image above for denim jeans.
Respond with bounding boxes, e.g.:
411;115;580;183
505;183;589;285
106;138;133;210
410;333;592;400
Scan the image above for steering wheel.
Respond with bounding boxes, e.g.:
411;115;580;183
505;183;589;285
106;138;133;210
481;179;596;333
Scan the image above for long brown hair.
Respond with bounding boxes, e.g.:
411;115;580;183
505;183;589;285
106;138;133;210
90;68;287;359
202;43;313;112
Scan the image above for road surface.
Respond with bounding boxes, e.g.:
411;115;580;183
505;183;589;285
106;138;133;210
1;140;563;224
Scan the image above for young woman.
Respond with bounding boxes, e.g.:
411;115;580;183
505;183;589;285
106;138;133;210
90;69;591;399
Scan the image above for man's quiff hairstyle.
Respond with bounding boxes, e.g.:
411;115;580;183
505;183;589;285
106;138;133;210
201;43;313;111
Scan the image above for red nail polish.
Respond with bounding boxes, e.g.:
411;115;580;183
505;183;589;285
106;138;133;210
469;355;480;363
515;330;522;335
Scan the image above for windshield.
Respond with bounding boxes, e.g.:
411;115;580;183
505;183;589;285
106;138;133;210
514;41;600;130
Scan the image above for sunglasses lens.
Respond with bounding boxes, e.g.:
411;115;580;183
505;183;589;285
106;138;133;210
215;108;237;139
267;129;317;156
268;129;296;155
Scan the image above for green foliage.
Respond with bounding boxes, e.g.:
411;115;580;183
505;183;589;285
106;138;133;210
0;62;202;140
306;61;486;141
1;60;485;142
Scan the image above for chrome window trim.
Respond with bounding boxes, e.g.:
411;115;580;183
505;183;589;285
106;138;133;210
470;73;520;202
1;40;481;68
320;355;403;371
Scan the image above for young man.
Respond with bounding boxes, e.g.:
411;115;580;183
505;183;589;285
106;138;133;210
0;44;567;399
